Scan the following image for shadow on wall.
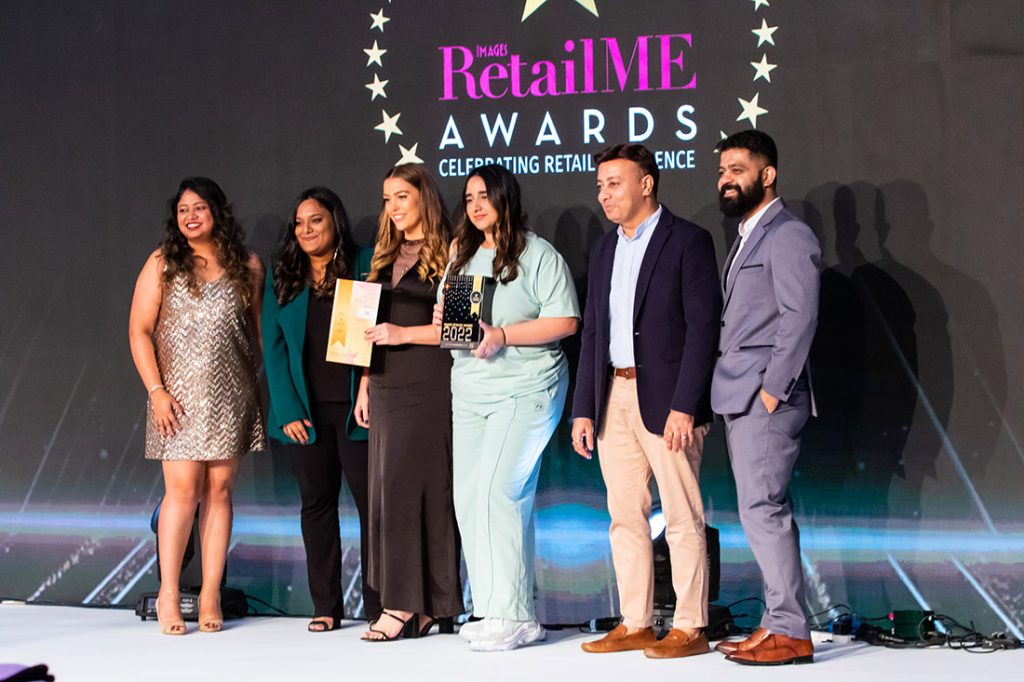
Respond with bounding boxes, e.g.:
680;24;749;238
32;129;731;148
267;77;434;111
242;212;304;509
792;180;1009;622
795;181;934;523
795;179;1006;529
541;205;608;493
686;200;738;517
792;184;913;522
875;180;1005;526
689;180;1006;531
352;215;379;251
249;213;286;263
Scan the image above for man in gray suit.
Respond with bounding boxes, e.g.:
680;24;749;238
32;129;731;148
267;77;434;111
711;130;820;665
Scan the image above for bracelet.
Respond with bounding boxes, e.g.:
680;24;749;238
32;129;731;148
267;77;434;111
498;327;507;345
148;383;165;396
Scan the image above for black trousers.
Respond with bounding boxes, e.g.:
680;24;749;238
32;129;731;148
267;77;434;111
282;401;382;622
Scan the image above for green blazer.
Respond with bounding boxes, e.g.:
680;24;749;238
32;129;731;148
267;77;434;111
261;247;373;446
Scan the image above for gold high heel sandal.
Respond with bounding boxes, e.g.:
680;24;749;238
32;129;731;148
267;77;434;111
156;597;187;635
199;616;223;633
198;593;223;633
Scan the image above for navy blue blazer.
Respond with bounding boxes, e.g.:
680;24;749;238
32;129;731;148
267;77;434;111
571;207;722;434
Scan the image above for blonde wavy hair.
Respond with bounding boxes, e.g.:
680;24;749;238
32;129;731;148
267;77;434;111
367;164;451;285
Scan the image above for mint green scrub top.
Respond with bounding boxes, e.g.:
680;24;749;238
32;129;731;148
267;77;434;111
444;232;580;403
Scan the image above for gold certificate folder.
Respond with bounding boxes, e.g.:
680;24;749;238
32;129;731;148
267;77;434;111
326;279;382;367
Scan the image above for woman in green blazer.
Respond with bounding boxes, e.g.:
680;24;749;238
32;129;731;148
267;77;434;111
262;186;381;631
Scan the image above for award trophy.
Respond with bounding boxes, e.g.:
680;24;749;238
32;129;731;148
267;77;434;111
440;274;496;350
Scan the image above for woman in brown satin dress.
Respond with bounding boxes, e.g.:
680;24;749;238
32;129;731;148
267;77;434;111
355;164;463;640
128;177;265;635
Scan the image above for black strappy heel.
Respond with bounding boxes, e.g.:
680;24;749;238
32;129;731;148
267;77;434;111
362;611;416;642
418;616;437;637
307;617;341;633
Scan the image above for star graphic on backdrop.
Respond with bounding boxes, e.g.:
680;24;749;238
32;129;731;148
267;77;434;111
375;110;403;142
370;8;390;32
737;93;768;128
396;143;423;165
365;73;389;100
364;40;387;67
522;0;598;22
751;0;770;10
752;18;778;47
750;54;777;83
714;130;728;151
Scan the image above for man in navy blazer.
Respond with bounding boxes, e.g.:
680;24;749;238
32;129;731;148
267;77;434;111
711;130;820;666
572;144;721;659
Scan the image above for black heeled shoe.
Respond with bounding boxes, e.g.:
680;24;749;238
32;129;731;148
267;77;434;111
362;611;416;642
418;616;455;636
307;616;341;633
418;616;437;637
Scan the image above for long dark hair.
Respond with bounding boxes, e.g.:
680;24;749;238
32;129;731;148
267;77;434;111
367;164;451;286
272;186;355;306
160;177;252;303
450;164;529;284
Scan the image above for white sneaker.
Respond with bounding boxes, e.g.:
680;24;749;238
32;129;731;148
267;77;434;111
469;618;546;652
458;617;488;641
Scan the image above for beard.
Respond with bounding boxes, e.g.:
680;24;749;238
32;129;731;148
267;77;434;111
719;176;766;217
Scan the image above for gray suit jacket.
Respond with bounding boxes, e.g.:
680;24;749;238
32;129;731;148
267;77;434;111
711;200;821;416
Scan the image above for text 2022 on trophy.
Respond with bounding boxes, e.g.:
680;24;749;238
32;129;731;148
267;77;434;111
440;274;495;350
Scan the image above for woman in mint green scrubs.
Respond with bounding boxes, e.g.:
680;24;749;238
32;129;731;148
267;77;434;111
441;164;579;652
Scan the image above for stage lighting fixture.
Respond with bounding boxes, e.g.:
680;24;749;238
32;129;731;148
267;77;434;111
650;504;729;636
135;586;248;623
148;499;204;586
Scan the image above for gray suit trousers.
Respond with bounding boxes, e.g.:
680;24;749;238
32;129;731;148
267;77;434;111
724;383;811;639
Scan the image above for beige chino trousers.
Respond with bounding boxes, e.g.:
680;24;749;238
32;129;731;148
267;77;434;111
597;375;709;630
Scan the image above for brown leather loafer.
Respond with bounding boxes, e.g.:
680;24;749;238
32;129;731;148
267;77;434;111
581;624;658;653
726;633;814;665
643;629;711;659
714;627;769;655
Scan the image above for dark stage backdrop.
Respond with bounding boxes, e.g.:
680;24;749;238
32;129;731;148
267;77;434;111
1;1;1021;634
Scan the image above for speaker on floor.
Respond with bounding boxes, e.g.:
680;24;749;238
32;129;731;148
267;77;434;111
135;586;248;622
651;506;722;633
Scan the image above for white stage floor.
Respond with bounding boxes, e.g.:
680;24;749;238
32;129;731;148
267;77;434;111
0;604;1019;681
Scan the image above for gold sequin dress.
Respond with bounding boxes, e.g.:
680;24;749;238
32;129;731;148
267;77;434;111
145;275;266;460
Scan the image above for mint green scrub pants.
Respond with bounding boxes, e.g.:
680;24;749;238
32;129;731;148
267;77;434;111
452;372;568;621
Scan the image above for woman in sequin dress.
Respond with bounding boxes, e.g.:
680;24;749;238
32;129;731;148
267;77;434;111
354;164;462;641
261;187;381;632
128;177;266;635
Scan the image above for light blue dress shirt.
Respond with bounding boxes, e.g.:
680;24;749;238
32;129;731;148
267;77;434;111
608;205;663;368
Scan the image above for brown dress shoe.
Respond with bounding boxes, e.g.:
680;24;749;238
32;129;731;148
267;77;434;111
643;629;711;659
581;624;658;653
714;627;769;655
726;633;814;665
